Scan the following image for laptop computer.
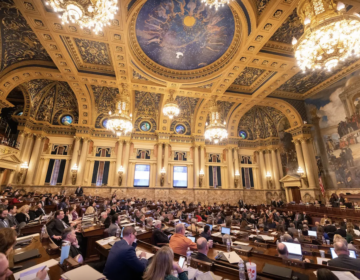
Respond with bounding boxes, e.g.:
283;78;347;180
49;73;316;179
206;224;213;231
187;236;196;243
221;227;231;235
282;242;303;261
330;248;356;259
308;230;317;237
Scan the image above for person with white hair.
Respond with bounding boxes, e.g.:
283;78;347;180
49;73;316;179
328;239;360;270
152;220;169;247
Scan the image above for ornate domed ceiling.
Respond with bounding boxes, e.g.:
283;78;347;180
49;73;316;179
135;0;235;71
0;0;359;140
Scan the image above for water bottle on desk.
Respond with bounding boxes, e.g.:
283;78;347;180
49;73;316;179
238;259;246;280
116;226;120;238
186;247;191;266
226;238;231;252
40;225;46;241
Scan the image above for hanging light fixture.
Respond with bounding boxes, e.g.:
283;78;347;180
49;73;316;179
45;0;119;34
163;90;180;120
107;84;133;137
201;0;233;10
292;0;360;71
204;96;228;144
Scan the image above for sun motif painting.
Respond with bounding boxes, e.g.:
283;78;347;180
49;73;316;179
136;0;235;71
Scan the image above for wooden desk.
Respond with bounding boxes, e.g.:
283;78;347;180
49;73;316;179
21;222;46;236
81;224;105;259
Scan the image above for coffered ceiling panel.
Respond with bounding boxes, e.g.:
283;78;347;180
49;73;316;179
233;67;266;86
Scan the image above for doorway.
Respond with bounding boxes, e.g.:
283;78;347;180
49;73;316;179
290;187;301;203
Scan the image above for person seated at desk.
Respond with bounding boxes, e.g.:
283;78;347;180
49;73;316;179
311;221;319;231
0;200;8;210
35;202;46;217
346;225;355;244
74;186;83;197
287;223;297;236
324;221;336;233
192;237;212;263
143;246;188;280
266;218;276;229
47;210;70;244
6;206;18;229
85;201;97;215
328;240;360;270
58;197;68;210
99;211;108;224
145;217;153;229
152;220;169;247
334;223;346;238
0;210;13;230
316;269;339;280
170;223;197;256
104;226;148;280
121;201;131;211
15;205;31;224
0;228;16;257
200;225;212;241
240;220;251;230
108;214;121;237
320;215;331;226
187;218;198;232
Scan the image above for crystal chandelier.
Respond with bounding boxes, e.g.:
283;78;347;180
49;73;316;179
204;97;228;144
45;0;119;34
292;0;360;71
201;0;232;10
107;84;133;137
163;90;180;120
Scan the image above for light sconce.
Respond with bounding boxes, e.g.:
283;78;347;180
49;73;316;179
160;167;166;187
266;171;272;189
297;166;308;187
17;162;29;184
70;164;78;185
234;171;240;188
199;169;205;188
118;166;124;186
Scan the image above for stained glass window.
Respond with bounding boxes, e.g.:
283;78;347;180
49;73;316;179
61;115;73;125
175;124;186;134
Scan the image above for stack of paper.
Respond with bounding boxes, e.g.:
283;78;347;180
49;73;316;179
136;251;154;259
121;223;135;227
211;232;222;237
270;232;278;235
231;230;241;234
223;251;241;264
231;226;240;229
233;241;249;246
354;229;360;236
196;271;222;280
316;257;330;264
96;236;117;246
14;259;58;280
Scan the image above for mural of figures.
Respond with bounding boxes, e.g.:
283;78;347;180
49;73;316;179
306;69;360;188
136;0;235;70
278;117;298;175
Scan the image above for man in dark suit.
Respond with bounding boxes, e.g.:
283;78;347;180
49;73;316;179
324;220;336;233
192;237;212;263
121;202;130;211
104;226;148;280
115;201;122;213
0;209;12;229
35;203;46;217
47;210;69;244
152;220;169;246
302;211;311;224
328;240;360;270
74;186;83;197
293;212;303;228
40;196;46;208
7;205;18;229
200;225;212;241
334;223;347;238
238;200;244;208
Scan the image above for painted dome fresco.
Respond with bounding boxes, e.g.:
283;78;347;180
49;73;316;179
135;0;235;71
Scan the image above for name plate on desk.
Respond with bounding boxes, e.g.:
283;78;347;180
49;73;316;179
254;242;269;249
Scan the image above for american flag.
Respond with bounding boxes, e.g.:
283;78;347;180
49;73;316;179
319;176;325;197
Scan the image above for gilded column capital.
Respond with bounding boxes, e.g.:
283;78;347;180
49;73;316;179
74;136;82;141
299;137;310;143
26;133;34;139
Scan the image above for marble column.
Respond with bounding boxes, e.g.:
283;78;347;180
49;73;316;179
163;144;169;187
271;149;281;189
253;167;260;189
227;148;234;189
17;131;26;159
193;145;199;188
0;169;5;186
62;159;70;185
234;148;241;187
88;160;95;186
83;160;90;185
156;143;163;187
39;158;50;185
76;138;89;185
34;157;44;185
114;140;124;185
308;138;319;187
300;138;316;188
25;135;43;185
294;139;306;188
258;150;265;189
7;170;15;185
277;150;284;179
122;141;131;187
67;137;81;185
200;145;205;174
22;134;34;164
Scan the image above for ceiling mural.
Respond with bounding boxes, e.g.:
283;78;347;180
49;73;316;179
270;9;304;45
91;85;119;114
135;0;235;70
233;67;266;86
218;101;235;122
238;106;286;140
73;38;112;66
277;56;360;94
0;0;52;71
170;96;200;135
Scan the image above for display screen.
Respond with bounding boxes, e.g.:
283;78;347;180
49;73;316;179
282;242;302;256
134;164;150;187
173;166;188;188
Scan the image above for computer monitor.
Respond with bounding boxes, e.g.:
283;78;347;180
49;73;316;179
221;227;231;235
282;242;302;256
330;248;356;259
206;224;213;231
308;230;317;237
187;236;195;243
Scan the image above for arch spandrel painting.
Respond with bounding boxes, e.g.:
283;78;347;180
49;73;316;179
136;0;235;71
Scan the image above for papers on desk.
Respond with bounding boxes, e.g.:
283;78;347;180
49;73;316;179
231;226;240;229
121;223;135;227
314;271;359;280
223;251;241;264
96;236;117;246
251;229;260;233
136;250;154;260
316;257;330;264
14;259;58;280
231;230;241;235
233;241;250;246
354;229;360;236
61;265;106;280
19;266;49;280
211;232;222;237
249;234;274;241
196;272;222;280
120;219;130;224
270;231;278;235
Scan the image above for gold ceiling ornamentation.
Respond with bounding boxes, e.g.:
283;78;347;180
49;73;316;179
46;0;119;34
204;96;228;144
106;84;133;136
201;0;233;11
163;90;180;120
292;0;360;71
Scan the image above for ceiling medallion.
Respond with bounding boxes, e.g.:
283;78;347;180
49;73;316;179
163;90;180;120
45;0;119;34
201;0;233;10
204;96;228;144
107;84;133;136
292;0;360;71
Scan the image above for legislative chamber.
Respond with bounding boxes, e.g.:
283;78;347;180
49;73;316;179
0;0;360;279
